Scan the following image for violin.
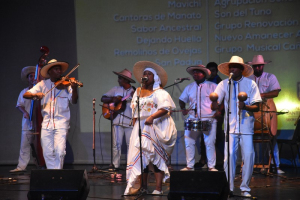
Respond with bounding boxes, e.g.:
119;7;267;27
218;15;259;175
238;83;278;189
55;76;83;88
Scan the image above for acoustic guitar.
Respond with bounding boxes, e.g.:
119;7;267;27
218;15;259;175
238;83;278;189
102;92;132;120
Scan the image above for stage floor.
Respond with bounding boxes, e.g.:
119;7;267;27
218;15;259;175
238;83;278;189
0;164;300;200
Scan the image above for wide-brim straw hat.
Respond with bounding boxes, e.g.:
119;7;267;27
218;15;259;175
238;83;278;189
21;66;36;82
133;61;168;87
113;68;136;83
40;59;69;78
186;65;211;79
246;55;271;65
218;56;253;77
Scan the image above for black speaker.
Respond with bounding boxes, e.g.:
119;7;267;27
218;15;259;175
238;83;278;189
27;169;89;200
168;171;229;200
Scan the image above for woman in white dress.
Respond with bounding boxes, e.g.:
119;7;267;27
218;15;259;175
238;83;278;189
124;61;177;195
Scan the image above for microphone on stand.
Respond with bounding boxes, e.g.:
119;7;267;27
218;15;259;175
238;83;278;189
93;98;96;114
141;77;148;82
228;72;233;80
175;77;190;83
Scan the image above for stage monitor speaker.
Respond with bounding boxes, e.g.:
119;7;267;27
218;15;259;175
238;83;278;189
27;169;89;200
168;171;229;200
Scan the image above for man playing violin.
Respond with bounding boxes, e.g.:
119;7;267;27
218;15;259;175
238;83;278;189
179;65;219;172
23;59;78;169
101;69;136;170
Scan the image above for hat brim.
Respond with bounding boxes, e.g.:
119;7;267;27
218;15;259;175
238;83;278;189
21;66;36;82
133;61;168;87
113;71;136;83
40;62;69;78
246;60;272;65
218;62;253;77
186;65;211;79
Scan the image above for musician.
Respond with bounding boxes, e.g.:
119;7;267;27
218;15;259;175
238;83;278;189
179;65;219;172
125;61;177;195
10;66;36;173
194;62;225;169
101;69;136;169
212;56;262;197
206;62;222;84
23;59;78;169
247;55;284;174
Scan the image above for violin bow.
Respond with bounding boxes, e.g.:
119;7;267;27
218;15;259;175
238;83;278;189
43;64;80;97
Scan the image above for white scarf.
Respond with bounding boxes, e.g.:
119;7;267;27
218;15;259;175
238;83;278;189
144;67;161;90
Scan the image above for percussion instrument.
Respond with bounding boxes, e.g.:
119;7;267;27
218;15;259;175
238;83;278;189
254;99;277;136
184;119;212;132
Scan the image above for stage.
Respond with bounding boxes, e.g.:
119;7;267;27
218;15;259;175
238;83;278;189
0;164;300;200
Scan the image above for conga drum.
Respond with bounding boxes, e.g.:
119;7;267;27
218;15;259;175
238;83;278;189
254;98;278;136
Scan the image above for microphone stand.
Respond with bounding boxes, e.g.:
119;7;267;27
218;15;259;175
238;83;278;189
90;98;98;172
134;83;147;199
226;78;232;196
163;79;186;89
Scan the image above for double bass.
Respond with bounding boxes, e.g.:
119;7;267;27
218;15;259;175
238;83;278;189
29;46;49;168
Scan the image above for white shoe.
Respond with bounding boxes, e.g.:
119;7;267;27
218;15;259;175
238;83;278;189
209;168;218;171
277;169;285;174
180;167;194;171
241;191;251;197
202;164;208;169
9;168;26;173
152;190;163;195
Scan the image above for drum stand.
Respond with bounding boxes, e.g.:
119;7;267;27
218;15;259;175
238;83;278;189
253;102;277;174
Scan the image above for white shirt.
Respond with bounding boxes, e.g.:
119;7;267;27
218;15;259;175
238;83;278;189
179;81;217;119
248;72;281;93
28;79;73;129
104;86;134;127
16;87;32;130
214;77;262;134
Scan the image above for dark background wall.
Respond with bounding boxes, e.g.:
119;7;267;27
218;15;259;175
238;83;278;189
0;0;80;164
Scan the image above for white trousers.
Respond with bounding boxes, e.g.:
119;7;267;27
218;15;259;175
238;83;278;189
112;125;132;168
224;134;254;192
41;128;68;169
17;130;35;170
184;121;217;169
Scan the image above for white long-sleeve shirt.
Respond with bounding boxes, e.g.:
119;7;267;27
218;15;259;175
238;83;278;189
28;79;73;129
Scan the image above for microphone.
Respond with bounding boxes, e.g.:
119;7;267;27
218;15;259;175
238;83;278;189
276;111;288;115
176;77;190;82
229;73;233;80
141;77;148;82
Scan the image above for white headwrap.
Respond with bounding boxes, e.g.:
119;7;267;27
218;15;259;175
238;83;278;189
144;67;161;90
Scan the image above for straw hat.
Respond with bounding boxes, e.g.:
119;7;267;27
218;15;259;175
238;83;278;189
21;66;36;82
40;59;69;78
133;61;168;87
246;55;271;65
186;65;211;79
218;56;253;77
113;68;136;83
